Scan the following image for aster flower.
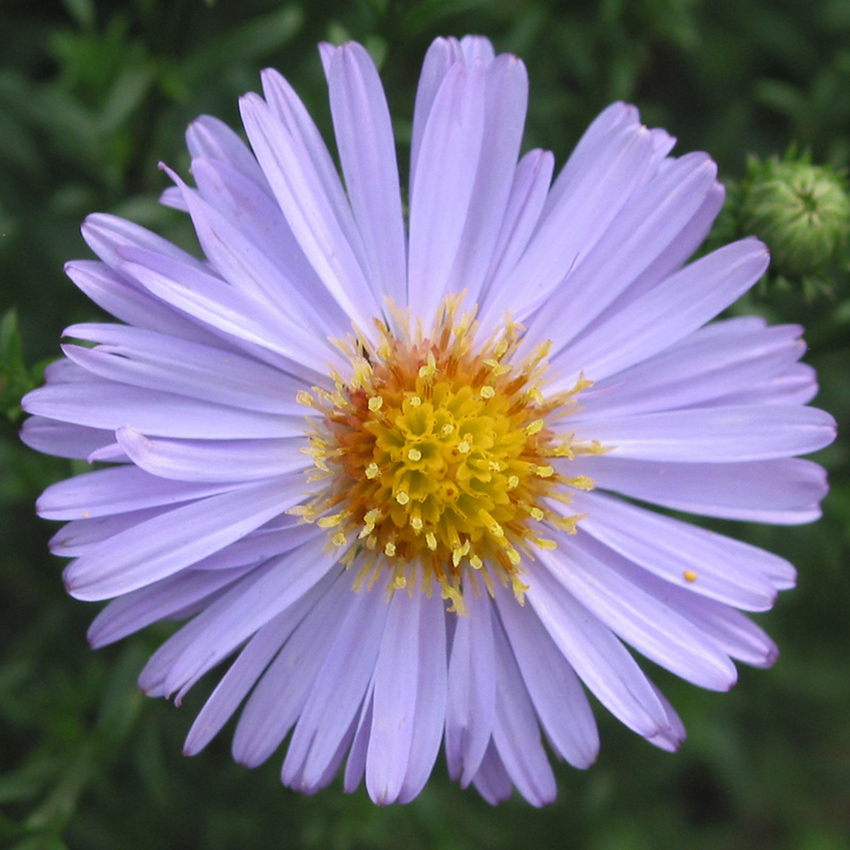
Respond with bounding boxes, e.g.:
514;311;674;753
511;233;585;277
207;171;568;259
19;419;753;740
22;36;835;807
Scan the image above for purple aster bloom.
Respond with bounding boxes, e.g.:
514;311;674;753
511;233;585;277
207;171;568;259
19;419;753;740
22;35;836;807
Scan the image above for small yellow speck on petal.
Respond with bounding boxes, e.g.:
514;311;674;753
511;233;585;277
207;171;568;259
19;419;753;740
684;570;698;583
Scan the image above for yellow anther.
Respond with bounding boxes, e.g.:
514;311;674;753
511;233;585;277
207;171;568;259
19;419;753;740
536;465;555;478
384;541;397;557
364;508;381;525
469;554;483;570
441;423;454;436
529;507;545;521
368;396;384;412
479;385;495;399
506;548;521;566
396;491;410;506
551;513;584;534
425;532;438;551
352;361;372;388
365;462;380;479
458;439;471;454
410;515;424;532
409;396;421;407
407;448;422;462
525;419;544;435
296;390;314;407
418;350;438;380
318;513;344;529
507;475;520;489
332;532;347;547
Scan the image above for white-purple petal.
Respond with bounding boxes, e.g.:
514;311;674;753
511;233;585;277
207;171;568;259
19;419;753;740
36;465;235;520
61;322;317;414
490;615;557;807
573;490;796;602
63;476;303;600
20;415;115;460
239;93;378;330
281;573;391;793
494;580;599;768
232;570;351;767
527;562;672;739
445;581;496;784
548;238;770;388
407;58;486;319
571;455;827;525
327;42;408;306
575;404;836;463
116;428;309;483
366;589;447;805
545;533;739;690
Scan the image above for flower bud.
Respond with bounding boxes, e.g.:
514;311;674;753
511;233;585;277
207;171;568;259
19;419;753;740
739;156;850;281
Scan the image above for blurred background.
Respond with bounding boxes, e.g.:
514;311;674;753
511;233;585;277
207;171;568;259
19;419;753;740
1;1;848;848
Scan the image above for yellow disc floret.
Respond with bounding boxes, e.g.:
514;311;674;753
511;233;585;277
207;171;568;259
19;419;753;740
296;297;603;613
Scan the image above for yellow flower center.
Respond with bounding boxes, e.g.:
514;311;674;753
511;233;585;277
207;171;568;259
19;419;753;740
295;297;602;613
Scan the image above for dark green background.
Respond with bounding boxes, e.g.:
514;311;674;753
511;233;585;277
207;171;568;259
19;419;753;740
1;1;848;848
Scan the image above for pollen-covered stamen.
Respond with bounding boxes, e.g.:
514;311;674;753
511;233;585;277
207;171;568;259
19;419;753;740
297;296;604;613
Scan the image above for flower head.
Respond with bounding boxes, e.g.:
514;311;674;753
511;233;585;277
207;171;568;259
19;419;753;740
22;36;836;806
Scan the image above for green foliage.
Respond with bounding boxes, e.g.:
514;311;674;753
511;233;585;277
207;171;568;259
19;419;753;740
1;1;848;848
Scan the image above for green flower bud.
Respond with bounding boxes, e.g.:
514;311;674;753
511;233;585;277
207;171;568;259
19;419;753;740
739;156;850;280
